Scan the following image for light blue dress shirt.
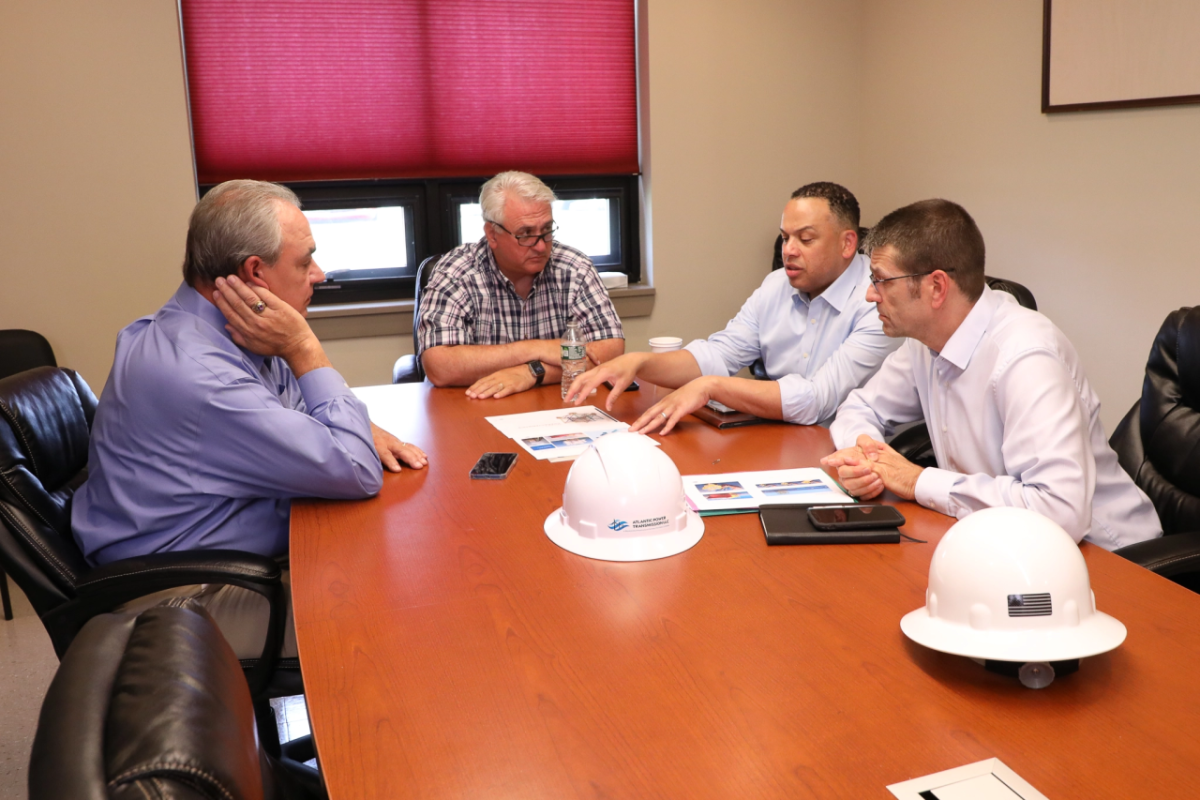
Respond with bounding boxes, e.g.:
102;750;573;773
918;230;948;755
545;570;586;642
831;287;1161;550
684;253;899;425
72;283;383;566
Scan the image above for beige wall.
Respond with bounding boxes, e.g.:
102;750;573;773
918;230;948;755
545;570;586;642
858;0;1200;430
5;0;1196;432
0;1;196;391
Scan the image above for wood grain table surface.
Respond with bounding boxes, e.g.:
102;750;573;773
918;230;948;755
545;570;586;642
291;381;1200;799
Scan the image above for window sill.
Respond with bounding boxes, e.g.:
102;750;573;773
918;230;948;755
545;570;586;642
307;285;656;341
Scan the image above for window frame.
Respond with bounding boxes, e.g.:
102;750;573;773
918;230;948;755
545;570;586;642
199;175;642;306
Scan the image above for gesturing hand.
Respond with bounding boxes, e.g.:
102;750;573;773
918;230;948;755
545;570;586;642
628;377;715;435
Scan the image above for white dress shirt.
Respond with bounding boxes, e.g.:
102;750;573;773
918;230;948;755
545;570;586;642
831;287;1161;550
685;253;900;426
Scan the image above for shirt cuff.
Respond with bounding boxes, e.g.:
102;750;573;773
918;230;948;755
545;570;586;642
776;374;818;425
684;340;733;377
296;366;354;410
914;467;961;517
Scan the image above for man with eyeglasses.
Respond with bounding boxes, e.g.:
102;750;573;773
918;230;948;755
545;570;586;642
822;199;1160;549
418;171;625;397
566;182;899;431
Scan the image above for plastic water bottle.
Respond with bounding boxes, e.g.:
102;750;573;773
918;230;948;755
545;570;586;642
560;319;587;400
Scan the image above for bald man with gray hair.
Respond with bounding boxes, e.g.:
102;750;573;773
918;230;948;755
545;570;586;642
418;170;625;398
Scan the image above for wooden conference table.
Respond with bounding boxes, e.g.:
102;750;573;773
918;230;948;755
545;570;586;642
291;382;1200;799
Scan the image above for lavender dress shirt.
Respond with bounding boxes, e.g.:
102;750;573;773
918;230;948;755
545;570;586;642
72;283;382;566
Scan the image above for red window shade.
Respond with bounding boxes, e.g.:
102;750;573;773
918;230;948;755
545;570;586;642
182;1;639;184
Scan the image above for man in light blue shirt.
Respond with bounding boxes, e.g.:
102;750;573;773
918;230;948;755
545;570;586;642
567;182;899;431
73;179;427;657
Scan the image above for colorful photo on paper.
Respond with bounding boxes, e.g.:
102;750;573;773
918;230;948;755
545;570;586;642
704;491;753;500
697;481;748;498
757;479;827;496
556;410;614;424
522;437;556;451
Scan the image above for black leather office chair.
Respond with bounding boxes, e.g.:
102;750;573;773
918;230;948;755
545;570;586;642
0;329;57;379
0;366;293;699
1110;306;1200;592
393;254;442;383
0;329;58;621
889;276;1038;467
29;598;325;800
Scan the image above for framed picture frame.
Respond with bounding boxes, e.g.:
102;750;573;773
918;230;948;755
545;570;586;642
1042;0;1200;113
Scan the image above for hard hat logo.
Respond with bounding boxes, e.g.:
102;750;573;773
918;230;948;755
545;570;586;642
1007;593;1053;617
608;520;629;531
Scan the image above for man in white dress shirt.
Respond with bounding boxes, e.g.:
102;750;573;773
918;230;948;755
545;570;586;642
822;199;1160;550
567;182;899;432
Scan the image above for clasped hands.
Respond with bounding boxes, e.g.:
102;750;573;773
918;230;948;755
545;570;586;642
820;434;924;501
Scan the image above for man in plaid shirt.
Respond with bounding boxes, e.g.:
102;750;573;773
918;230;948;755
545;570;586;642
418;171;625;398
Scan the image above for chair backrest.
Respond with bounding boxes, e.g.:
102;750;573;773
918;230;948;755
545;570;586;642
0;366;97;614
29;599;270;800
1111;306;1200;534
410;253;441;381
985;276;1037;311
0;329;57;380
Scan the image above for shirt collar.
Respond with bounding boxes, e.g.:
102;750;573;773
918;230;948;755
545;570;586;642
171;282;268;371
795;252;867;312
481;238;551;296
935;284;1001;370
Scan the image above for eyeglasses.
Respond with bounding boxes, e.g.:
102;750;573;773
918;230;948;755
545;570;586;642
488;220;558;248
868;269;955;290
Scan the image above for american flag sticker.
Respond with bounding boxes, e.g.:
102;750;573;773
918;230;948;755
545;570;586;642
1007;592;1052;617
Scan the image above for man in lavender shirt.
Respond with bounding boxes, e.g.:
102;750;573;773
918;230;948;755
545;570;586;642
72;179;427;659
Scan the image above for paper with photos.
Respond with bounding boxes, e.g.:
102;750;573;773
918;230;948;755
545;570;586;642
486;406;630;461
683;467;850;513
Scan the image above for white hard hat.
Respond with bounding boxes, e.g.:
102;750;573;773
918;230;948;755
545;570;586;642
901;507;1126;663
543;432;704;562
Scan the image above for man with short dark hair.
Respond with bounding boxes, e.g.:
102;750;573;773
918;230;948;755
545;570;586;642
823;199;1160;549
568;182;898;431
418;171;625;397
73;179;427;658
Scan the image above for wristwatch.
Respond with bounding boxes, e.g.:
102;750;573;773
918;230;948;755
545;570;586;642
527;360;545;386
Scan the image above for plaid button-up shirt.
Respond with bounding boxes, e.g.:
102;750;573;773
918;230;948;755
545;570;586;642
417;239;624;356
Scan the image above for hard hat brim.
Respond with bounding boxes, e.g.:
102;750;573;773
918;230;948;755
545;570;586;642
900;606;1127;662
543;507;705;562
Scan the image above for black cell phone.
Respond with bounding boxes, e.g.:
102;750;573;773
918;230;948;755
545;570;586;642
806;504;906;531
604;380;640;391
469;452;518;479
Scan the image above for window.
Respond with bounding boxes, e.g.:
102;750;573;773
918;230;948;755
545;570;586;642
183;1;640;304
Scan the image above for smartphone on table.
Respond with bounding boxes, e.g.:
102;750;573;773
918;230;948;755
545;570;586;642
469;452;518;479
806;504;906;531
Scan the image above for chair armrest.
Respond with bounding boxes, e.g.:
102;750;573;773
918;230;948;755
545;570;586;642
1113;532;1200;579
393;354;422;383
75;549;280;602
43;549;285;697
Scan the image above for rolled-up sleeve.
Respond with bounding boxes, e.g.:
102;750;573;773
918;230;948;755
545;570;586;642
777;306;898;425
192;366;382;500
685;293;765;377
